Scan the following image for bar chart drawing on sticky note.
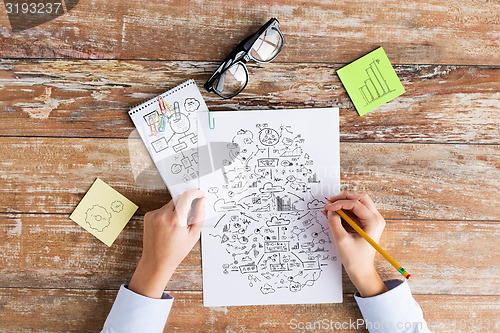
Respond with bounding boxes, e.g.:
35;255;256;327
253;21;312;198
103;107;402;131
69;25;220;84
358;58;395;106
337;47;405;116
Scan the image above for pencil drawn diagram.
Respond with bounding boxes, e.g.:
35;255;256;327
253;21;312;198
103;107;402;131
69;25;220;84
85;200;128;232
142;97;200;185
85;204;112;232
184;98;200;112
111;200;124;213
207;123;336;295
358;58;394;105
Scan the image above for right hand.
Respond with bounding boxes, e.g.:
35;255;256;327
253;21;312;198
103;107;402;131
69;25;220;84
323;191;388;297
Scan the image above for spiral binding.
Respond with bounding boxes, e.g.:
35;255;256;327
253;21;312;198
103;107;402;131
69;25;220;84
128;79;196;115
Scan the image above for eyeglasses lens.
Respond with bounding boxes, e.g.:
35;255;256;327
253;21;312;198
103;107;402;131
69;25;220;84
250;27;283;62
214;62;248;98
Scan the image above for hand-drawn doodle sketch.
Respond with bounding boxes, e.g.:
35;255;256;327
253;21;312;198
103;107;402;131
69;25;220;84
70;178;139;247
84;200;125;231
85;204;112;232
358;58;395;106
184;98;200;112
201;108;342;307
128;80;208;197
142;97;198;184
111;200;124;213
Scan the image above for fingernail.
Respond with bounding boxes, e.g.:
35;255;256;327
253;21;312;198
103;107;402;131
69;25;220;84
327;210;333;218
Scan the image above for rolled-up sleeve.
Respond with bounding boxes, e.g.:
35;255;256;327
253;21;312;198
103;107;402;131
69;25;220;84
354;279;430;333
101;285;174;333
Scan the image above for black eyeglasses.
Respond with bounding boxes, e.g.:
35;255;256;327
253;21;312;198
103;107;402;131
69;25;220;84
204;18;284;99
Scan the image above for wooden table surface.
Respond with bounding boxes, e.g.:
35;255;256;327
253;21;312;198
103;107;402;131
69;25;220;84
0;1;499;332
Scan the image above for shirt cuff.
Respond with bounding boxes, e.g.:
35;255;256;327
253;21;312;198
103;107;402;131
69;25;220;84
354;279;429;333
102;285;174;333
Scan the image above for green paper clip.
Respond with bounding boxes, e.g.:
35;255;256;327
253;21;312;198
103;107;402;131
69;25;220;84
208;110;215;129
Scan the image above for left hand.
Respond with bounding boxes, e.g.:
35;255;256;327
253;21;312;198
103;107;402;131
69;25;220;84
128;190;206;298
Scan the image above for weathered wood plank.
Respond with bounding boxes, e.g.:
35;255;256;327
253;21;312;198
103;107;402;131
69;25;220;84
0;137;498;219
0;288;498;332
0;60;499;143
0;1;497;331
0;0;499;65
0;213;498;296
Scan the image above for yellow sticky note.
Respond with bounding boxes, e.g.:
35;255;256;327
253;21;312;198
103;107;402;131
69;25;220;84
70;178;138;246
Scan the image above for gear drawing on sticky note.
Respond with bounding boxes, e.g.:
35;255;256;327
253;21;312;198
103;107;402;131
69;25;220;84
85;204;112;232
111;200;124;213
184;98;200;112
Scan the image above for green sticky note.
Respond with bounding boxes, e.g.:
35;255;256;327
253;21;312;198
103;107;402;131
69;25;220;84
337;47;405;116
70;178;138;246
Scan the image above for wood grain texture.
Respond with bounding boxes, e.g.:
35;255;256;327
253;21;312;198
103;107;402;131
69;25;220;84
0;0;499;65
1;137;499;219
1;60;499;143
0;213;499;296
1;1;499;330
0;288;498;333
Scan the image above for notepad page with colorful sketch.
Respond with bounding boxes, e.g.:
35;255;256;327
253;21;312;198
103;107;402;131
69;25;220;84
128;79;208;197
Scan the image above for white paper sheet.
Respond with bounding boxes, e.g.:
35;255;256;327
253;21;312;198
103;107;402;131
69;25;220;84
199;108;342;306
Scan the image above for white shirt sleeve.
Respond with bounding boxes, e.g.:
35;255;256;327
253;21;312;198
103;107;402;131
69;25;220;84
354;279;431;333
101;285;174;333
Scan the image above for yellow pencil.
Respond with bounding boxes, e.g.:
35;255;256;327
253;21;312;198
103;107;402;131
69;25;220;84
325;198;412;280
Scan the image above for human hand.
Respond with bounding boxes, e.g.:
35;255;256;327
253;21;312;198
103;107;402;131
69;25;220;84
128;189;206;299
323;191;388;297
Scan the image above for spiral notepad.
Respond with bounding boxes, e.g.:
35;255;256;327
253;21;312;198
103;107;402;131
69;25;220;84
128;79;208;197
